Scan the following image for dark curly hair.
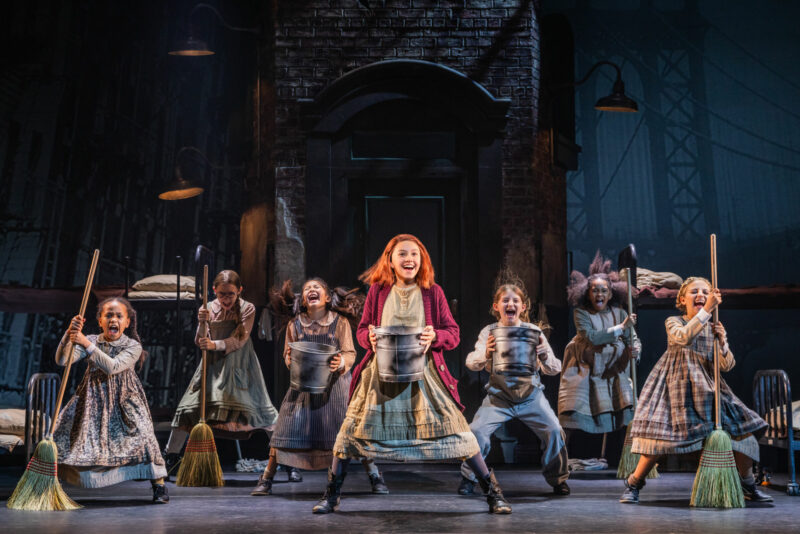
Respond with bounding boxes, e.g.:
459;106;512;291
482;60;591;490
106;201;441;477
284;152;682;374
268;278;366;331
566;251;630;309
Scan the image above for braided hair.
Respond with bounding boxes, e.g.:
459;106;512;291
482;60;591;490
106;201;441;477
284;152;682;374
96;296;149;370
213;270;247;340
269;278;366;331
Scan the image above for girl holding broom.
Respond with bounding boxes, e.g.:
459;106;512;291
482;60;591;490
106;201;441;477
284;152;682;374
620;277;770;504
313;234;511;515
250;278;388;496
164;270;278;470
53;297;169;503
559;252;641;458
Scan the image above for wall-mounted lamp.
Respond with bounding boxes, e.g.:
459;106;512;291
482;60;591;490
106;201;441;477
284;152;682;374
169;3;259;56
577;60;638;113
158;146;219;200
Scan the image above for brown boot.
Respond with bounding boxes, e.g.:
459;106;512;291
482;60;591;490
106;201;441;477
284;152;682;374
250;475;273;496
476;470;512;514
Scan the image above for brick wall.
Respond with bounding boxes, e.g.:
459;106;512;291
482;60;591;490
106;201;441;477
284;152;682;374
267;0;566;307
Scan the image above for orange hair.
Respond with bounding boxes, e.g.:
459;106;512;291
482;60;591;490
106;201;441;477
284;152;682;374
359;234;435;289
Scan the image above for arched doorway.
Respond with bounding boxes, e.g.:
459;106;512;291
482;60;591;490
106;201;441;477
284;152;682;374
305;60;510;385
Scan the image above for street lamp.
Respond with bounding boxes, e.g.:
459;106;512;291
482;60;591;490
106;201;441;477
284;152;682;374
158;146;219;200
169;3;259;56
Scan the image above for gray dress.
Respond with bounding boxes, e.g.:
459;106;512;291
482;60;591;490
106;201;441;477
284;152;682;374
171;298;278;437
54;334;167;488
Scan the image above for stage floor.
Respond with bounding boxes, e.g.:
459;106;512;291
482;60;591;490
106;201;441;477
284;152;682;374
1;465;798;533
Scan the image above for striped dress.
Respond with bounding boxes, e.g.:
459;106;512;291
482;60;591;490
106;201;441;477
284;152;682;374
271;311;356;470
630;315;766;460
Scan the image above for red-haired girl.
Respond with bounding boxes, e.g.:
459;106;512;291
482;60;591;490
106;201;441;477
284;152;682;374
55;297;168;503
164;270;278;470
312;234;511;514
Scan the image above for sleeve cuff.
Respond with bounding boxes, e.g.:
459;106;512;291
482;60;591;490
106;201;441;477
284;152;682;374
85;343;97;355
721;342;730;355
338;356;345;370
215;340;225;351
608;325;623;337
696;308;711;324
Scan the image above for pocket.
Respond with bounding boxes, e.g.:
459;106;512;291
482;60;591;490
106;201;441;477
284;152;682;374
234;368;249;390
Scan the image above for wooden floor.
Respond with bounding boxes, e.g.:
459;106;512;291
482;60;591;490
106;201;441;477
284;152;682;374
1;465;798;533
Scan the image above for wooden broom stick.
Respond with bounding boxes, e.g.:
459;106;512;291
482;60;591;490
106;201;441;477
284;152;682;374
710;234;721;429
49;249;100;437
200;264;208;423
626;268;638;407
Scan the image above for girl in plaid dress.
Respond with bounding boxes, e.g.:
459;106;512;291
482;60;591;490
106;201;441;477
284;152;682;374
620;277;770;504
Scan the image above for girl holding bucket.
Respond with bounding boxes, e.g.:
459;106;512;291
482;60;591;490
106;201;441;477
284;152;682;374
250;278;388;496
558;252;640;455
164;270;278;471
620;277;769;504
313;233;512;514
458;274;570;496
54;297;169;503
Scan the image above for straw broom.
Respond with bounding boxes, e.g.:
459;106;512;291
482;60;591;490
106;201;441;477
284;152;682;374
690;234;744;508
176;264;224;487
617;267;659;480
7;249;100;511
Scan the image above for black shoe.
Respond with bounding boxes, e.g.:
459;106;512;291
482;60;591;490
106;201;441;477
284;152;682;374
369;473;389;494
742;483;773;502
152;483;170;504
312;468;346;514
288;467;303;483
476;470;512;514
458;476;476;495
552;481;570;496
619;475;645;504
250;475;273;496
162;451;181;482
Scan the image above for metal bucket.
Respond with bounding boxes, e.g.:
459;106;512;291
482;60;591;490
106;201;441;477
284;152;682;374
491;325;541;377
289;341;338;393
374;326;426;382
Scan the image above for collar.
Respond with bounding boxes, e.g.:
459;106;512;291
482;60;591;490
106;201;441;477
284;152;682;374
96;333;130;347
298;310;336;327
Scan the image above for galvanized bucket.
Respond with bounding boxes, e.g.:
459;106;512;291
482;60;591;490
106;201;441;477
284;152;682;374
491;325;542;377
289;341;338;393
374;326;426;382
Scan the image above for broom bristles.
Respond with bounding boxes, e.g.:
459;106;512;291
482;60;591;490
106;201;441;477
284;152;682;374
6;439;81;511
175;423;224;487
616;424;659;479
690;429;744;508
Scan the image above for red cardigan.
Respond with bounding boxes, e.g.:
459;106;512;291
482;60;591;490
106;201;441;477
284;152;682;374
350;283;463;410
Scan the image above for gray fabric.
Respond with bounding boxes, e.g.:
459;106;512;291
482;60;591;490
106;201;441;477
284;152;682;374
558;306;638;433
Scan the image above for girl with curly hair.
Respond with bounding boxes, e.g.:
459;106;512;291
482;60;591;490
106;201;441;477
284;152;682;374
558;252;641;443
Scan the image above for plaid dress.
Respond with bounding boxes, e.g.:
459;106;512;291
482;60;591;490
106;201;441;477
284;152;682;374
630;315;766;458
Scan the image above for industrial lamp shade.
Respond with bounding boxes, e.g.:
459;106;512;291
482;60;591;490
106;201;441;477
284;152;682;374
168;36;214;56
594;79;638;113
158;167;204;200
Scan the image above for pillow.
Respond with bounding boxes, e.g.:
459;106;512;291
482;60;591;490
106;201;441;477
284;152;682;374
621;267;683;290
0;433;23;453
132;274;195;292
0;408;25;437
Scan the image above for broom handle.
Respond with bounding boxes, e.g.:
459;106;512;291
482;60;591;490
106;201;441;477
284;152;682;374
710;234;721;430
200;264;208;423
626;269;638;407
50;249;100;437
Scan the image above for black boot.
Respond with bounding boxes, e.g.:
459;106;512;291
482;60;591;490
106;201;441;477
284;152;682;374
250;474;273;496
162;450;181;482
369;472;389;494
476;470;512;514
457;476;476;495
287;466;303;483
312;468;347;514
152;483;170;504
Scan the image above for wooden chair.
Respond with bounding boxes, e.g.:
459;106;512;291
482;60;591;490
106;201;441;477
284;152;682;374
753;369;799;495
24;373;61;461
